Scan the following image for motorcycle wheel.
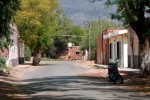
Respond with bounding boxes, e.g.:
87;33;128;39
112;73;117;84
108;73;113;82
112;80;116;84
117;74;123;84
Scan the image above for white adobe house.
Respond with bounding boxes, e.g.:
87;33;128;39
103;29;129;67
7;23;24;67
97;28;140;68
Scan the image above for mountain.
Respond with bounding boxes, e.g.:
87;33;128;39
59;0;117;26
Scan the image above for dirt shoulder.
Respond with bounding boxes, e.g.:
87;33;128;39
0;62;35;100
74;60;108;78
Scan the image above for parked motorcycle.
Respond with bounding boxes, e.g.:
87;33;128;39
107;60;123;84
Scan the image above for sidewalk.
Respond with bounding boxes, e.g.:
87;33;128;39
94;64;140;74
75;60;140;73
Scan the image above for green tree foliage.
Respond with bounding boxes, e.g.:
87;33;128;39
24;45;32;61
0;0;20;38
56;16;72;35
44;16;85;59
0;57;6;69
14;0;60;52
69;26;85;45
105;0;150;41
0;0;20;50
0;37;9;49
44;36;67;59
56;16;85;45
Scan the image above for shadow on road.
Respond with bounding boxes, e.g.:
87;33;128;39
14;75;150;100
0;79;24;100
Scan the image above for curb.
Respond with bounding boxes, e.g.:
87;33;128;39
94;64;140;74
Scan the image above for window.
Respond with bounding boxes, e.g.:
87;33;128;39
109;43;112;59
117;41;121;59
76;52;80;54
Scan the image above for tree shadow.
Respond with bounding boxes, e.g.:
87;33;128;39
0;80;24;100
19;62;32;65
14;75;150;100
19;62;56;67
119;70;150;94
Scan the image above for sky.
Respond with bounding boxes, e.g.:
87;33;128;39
59;0;117;26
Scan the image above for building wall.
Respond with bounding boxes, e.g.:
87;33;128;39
128;28;140;68
7;23;19;67
122;34;128;67
103;30;109;65
96;28;140;68
109;34;128;67
96;34;102;64
109;29;140;68
96;28;117;65
19;42;25;64
66;46;83;61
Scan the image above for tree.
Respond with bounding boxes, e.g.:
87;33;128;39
0;0;20;48
44;36;67;59
67;25;85;45
90;0;150;75
14;0;60;64
56;16;85;45
0;0;20;37
44;16;85;59
15;0;60;51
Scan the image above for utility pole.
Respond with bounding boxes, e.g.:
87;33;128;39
99;16;104;64
88;20;91;60
60;35;84;38
108;17;111;28
99;16;102;33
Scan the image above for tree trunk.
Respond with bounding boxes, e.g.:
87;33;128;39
32;37;41;65
32;50;41;65
139;36;150;76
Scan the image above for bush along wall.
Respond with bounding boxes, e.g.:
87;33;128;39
0;57;6;69
24;46;31;61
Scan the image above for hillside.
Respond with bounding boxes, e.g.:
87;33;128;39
59;0;117;26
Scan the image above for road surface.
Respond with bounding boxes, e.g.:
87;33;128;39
8;61;150;100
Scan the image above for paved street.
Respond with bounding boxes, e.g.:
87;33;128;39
2;61;150;100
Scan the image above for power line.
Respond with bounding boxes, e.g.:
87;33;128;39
60;35;84;38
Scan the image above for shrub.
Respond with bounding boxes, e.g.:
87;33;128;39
24;46;31;61
0;57;6;69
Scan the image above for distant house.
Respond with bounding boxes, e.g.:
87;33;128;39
66;43;83;61
96;28;140;68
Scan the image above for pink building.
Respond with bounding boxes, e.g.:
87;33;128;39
66;46;83;61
